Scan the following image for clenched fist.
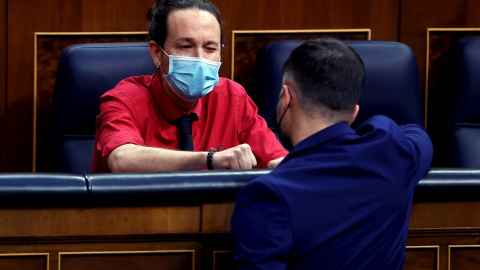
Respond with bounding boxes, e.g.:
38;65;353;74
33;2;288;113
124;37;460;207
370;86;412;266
212;144;257;170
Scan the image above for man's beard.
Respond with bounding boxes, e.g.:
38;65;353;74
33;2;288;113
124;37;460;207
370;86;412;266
275;111;293;151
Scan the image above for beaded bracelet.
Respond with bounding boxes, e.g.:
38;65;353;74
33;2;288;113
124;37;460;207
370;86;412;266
207;148;216;170
207;144;223;170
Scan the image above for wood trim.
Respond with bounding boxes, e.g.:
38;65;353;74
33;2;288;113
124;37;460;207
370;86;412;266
58;250;195;270
34;31;148;36
0;252;49;269
232;29;372;35
448;244;480;270
0;233;202;245
406;246;440;270
213;250;233;270
33;32;39;173
409;227;480;237
0;0;6;172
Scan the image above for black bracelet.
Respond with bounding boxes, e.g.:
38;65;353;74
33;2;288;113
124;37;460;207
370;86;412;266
207;148;216;170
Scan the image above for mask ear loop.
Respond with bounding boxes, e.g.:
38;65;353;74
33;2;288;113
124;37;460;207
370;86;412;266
276;88;292;129
159;46;170;57
158;46;169;76
158;65;167;76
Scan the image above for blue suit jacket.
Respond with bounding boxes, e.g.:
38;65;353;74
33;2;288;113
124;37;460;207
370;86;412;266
231;115;433;270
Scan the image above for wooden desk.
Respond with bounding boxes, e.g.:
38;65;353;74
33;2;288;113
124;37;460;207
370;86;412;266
1;169;479;270
0;201;478;270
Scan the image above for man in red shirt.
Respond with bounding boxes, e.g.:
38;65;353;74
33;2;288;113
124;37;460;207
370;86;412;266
91;0;287;173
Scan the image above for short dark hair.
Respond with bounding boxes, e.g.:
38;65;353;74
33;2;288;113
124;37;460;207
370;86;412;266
147;0;223;48
282;38;365;116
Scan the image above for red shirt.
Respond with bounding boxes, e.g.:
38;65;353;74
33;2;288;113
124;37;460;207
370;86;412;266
91;73;288;173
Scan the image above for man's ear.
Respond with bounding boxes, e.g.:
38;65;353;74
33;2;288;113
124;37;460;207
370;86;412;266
148;40;162;67
348;105;360;125
282;84;291;110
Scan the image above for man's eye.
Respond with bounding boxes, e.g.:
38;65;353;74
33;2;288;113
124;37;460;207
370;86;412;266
179;45;191;49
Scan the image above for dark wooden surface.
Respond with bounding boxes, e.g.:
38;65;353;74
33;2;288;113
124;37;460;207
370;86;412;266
2;1;480;169
0;0;6;172
213;0;400;78
400;0;480;166
4;0;153;172
2;0;401;172
0;201;478;269
425;30;480;167
400;0;480;98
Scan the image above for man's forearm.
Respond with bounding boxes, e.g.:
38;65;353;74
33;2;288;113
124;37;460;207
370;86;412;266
107;143;208;173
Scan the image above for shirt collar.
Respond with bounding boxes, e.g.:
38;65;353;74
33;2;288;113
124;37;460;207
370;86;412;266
280;122;355;164
149;72;203;122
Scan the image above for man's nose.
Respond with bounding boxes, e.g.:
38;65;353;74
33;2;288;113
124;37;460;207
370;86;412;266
193;48;203;58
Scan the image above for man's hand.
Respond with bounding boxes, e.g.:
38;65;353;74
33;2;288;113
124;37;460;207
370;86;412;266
213;144;257;169
268;157;284;169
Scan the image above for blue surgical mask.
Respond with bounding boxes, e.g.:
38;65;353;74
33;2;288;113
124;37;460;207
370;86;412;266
160;47;222;102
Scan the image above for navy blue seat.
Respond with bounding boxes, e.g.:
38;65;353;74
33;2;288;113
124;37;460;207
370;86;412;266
449;37;480;167
252;40;425;130
53;42;156;173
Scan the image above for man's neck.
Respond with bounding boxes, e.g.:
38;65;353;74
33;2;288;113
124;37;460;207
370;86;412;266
290;112;336;148
161;77;197;111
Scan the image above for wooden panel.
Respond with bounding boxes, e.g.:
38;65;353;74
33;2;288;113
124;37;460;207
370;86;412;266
59;251;194;270
0;239;203;270
0;206;201;236
424;29;480;167
400;0;480;167
410;201;480;229
202;203;235;233
4;0;400;172
81;1;154;32
405;246;439;270
213;251;233;270
0;0;6;172
449;246;480;269
0;254;48;270
213;0;399;81
6;0;480;171
5;0;152;172
0;202;476;269
400;0;480;98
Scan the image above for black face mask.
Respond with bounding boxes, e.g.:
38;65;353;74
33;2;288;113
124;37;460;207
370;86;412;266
275;90;293;151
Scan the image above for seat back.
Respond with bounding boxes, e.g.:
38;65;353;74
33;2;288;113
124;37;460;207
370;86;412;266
53;42;156;173
0;173;88;205
252;40;425;129
449;37;480;167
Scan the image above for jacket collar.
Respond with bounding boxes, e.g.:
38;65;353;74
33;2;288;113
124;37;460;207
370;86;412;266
279;122;355;165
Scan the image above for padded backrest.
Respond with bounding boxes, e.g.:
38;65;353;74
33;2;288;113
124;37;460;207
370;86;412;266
53;42;156;173
86;170;270;205
2;169;480;206
253;40;425;129
0;173;88;205
449;37;480;167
